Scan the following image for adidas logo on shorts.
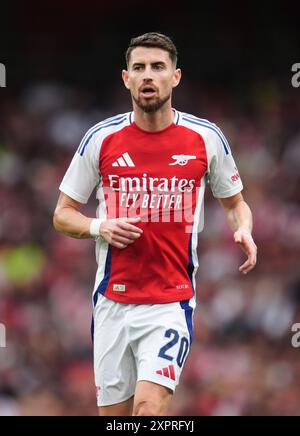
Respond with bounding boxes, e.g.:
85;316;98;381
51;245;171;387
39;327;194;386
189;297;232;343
156;364;176;381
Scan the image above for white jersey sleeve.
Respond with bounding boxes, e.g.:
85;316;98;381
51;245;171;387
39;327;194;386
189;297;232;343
205;128;243;198
59;131;100;204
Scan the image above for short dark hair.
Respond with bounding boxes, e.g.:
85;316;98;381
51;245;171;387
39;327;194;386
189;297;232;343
125;32;178;67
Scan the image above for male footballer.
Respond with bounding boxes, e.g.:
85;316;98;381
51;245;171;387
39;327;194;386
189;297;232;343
53;32;257;416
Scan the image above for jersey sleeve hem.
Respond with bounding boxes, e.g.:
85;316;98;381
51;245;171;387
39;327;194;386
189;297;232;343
59;184;89;204
212;183;243;199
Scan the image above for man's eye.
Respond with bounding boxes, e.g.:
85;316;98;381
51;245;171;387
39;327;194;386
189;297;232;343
133;66;142;71
153;65;163;70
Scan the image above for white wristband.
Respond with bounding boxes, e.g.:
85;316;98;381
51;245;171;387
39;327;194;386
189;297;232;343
89;218;104;238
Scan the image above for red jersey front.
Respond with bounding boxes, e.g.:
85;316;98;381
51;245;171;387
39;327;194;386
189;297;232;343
59;110;243;304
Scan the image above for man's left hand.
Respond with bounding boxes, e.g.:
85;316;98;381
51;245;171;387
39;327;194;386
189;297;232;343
234;228;257;274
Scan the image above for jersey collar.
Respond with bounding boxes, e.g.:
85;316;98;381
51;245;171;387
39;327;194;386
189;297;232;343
129;108;180;126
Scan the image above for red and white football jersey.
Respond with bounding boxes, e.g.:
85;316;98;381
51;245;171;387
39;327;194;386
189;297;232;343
59;109;243;305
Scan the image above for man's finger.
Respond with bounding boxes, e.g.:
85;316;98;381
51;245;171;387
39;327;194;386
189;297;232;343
113;229;141;240
117;221;143;234
119;217;141;224
112;235;135;246
239;254;257;274
111;241;127;249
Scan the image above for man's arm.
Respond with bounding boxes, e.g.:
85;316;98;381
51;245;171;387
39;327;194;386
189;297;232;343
53;192;143;248
218;192;257;275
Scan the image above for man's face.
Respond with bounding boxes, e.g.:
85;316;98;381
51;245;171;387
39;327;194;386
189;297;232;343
122;47;181;113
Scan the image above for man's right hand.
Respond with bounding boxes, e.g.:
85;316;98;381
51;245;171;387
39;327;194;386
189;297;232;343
100;217;143;249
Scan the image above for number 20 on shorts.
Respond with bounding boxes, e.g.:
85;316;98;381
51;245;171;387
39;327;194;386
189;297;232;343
158;329;190;368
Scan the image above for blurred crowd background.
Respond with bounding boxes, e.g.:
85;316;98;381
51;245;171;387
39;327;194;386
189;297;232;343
0;1;299;416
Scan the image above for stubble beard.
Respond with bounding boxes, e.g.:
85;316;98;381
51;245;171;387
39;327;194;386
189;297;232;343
132;93;171;113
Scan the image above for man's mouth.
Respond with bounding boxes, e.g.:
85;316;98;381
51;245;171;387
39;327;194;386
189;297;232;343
140;86;157;98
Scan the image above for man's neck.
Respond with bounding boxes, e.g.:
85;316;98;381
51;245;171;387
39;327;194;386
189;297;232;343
133;103;175;132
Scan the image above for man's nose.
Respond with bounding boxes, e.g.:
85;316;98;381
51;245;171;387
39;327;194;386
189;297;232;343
142;66;154;81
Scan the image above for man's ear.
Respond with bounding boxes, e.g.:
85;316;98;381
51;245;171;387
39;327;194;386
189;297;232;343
172;68;182;88
122;70;130;89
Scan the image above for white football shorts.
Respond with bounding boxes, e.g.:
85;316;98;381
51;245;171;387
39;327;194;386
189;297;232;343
93;293;196;407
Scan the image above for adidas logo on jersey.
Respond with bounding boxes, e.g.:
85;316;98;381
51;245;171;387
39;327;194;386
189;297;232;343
156;364;176;381
112;152;135;167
